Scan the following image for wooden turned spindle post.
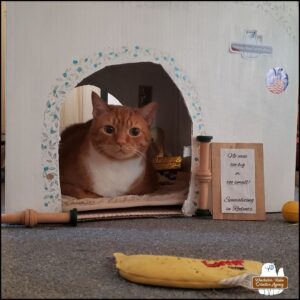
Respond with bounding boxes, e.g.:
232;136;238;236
1;208;78;227
196;135;213;217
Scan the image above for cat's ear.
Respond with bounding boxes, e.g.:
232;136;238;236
138;102;158;126
91;91;109;117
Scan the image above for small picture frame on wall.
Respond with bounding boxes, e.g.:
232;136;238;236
138;85;152;107
211;143;266;221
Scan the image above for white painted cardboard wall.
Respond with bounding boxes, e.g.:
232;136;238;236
5;2;299;213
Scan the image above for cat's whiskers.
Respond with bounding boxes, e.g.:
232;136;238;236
98;145;116;151
97;143;147;159
130;149;146;158
97;144;119;155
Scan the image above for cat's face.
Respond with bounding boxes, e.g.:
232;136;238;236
90;92;158;160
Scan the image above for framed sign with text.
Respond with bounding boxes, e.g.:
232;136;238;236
211;143;265;220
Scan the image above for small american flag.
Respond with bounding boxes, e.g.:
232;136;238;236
267;79;285;94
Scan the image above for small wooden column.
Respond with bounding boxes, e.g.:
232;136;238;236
196;135;213;217
1;208;77;227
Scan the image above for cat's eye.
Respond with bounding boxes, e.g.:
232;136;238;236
103;125;115;134
129;127;140;136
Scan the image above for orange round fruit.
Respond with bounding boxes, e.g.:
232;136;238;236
282;201;299;223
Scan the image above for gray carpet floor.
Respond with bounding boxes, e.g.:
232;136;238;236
1;213;299;299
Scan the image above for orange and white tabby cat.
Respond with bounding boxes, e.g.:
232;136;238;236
59;92;159;199
59;92;158;198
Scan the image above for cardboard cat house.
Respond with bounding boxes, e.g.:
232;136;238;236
3;2;298;219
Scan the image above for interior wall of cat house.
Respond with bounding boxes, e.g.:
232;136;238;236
77;62;192;169
4;2;298;213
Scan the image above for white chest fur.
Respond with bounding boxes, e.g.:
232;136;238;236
85;144;145;197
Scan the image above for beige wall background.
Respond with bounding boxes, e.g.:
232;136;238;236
4;1;299;213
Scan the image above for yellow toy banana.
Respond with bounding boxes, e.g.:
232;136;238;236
114;252;262;289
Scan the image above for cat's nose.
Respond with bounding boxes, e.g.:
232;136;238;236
116;136;127;146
